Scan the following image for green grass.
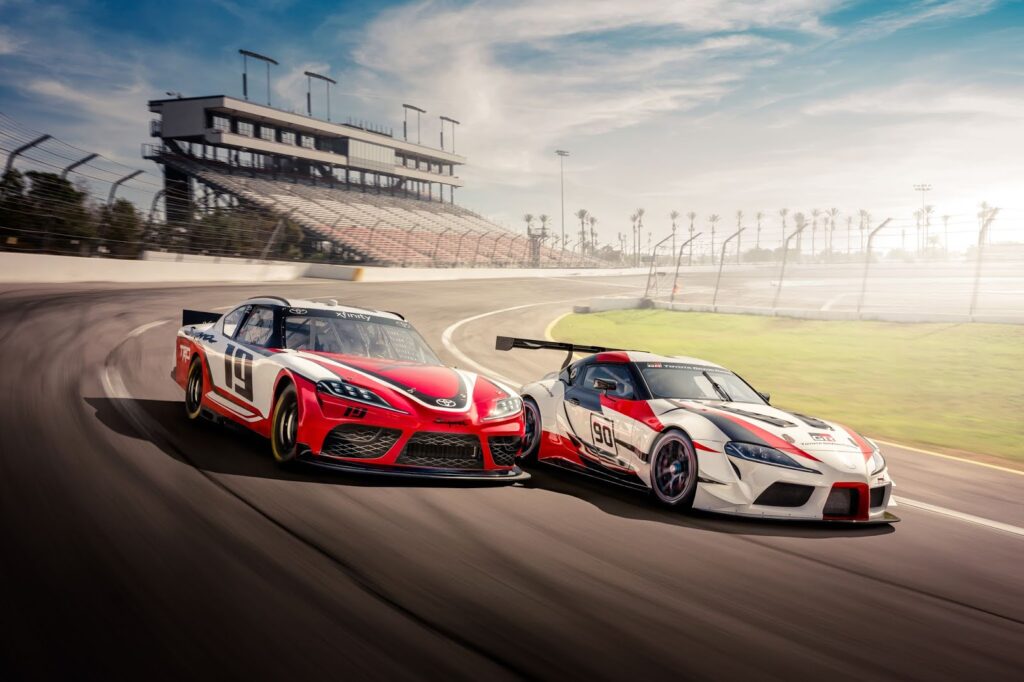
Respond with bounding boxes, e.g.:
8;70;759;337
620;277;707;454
552;310;1024;463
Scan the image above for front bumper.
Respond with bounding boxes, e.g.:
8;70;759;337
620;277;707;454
298;454;531;482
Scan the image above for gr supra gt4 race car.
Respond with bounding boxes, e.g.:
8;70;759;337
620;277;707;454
500;336;897;522
172;296;528;480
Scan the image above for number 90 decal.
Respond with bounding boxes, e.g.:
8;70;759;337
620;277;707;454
590;413;617;455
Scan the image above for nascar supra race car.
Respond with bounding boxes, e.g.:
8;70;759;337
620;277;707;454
499;336;897;522
172;296;528;480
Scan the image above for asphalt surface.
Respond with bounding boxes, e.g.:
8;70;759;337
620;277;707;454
1;275;1022;681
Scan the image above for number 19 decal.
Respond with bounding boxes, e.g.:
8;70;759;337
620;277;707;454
590;413;617;456
224;344;254;401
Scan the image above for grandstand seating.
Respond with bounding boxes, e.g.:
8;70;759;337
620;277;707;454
157;152;590;267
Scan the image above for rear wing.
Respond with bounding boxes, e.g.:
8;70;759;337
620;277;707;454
495;336;640;369
182;309;222;327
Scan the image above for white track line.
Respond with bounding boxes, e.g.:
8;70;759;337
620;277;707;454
875;439;1024;476
128;319;170;337
895;497;1024;538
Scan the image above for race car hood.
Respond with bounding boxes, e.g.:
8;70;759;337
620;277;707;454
665;399;876;473
299;352;511;413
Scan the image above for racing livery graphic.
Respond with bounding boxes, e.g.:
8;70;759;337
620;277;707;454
500;336;896;522
173;297;527;480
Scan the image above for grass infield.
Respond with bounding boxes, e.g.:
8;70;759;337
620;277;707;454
552;310;1024;463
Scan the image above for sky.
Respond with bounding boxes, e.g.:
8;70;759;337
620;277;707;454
1;0;1023;252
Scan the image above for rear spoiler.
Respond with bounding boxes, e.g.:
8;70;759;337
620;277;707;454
182;309;222;327
495;336;641;369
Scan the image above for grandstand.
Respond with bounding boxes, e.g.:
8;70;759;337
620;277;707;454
145;95;581;267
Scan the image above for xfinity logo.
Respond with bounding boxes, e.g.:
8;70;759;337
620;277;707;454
335;311;372;321
435;398;457;408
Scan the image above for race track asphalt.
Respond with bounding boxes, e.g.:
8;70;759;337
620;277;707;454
1;275;1021;681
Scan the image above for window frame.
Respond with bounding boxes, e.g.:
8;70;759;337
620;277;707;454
233;305;279;348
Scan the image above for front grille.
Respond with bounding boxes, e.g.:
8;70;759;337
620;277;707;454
754;482;814;507
488;436;522;467
397;432;483;469
824;487;860;517
870;485;888;508
321;424;401;459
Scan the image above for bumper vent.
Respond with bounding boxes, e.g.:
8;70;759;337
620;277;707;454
824;486;862;518
870;485;889;509
397;432;483;469
321;424;401;459
754;482;814;507
488;436;522;467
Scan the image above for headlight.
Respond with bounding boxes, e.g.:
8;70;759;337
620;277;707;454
316;380;400;412
869;449;886;475
484;396;523;421
725;441;821;474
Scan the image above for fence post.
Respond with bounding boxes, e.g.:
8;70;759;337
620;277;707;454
856;218;891;317
432;226;452;265
771;224;807;310
712;228;744;311
969;209;999;319
670;232;703;307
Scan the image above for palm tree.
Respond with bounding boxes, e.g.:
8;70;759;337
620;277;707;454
942;214;950;254
588;215;598;252
523;213;534;232
778;208;789;259
635;208;645;266
669;210;679;260
735;210;744;264
845;215;853;257
827;208;839;259
810;208;820;260
574;209;589;254
913;209;922;256
923;205;934;257
708;214;720;262
686;211;697;266
755;211;764;251
630;211;639;265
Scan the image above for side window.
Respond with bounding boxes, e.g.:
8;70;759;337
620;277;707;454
581;364;636;400
236;307;276;347
222;306;249;338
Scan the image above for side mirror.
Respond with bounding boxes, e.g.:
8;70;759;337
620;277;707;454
758;391;771;403
593;378;618;393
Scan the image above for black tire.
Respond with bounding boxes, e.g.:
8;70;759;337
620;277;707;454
649;429;698;507
270;383;300;465
519;397;542;462
184;358;204;421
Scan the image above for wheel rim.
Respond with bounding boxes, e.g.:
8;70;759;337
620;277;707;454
276;399;297;454
522;401;541;456
186;365;202;416
652;435;695;503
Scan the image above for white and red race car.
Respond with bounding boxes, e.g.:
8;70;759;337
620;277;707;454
171;297;527;480
500;336;897;522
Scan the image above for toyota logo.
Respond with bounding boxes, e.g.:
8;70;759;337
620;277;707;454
288;308;307;314
435;398;457;408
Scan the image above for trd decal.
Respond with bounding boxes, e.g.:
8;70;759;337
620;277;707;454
178;344;191;362
224;344;254;401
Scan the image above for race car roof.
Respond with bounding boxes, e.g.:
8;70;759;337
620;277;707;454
242;297;403;321
623;350;728;370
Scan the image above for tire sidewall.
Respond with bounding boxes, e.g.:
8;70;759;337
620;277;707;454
648;429;699;507
185;357;204;420
520;397;541;462
271;384;300;464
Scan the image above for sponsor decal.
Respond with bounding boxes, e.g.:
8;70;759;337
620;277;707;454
589;413;618;458
335;311;372;321
178;344;191;361
809;432;835;442
435;398;457;408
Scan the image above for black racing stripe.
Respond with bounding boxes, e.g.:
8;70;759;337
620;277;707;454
714;404;797;428
313;356;470;410
666;401;772;446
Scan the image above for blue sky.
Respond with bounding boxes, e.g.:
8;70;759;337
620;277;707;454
1;0;1022;250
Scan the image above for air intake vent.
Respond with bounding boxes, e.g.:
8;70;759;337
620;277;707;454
397;432;483;469
488;436;522;467
321;424;401;459
754;482;814;507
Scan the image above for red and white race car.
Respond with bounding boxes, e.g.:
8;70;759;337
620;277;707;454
172;297;528;480
500;336;897;522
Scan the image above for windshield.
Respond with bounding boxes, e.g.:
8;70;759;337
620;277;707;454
284;311;441;365
638;362;765;404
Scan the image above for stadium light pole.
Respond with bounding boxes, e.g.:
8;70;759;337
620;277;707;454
555;150;569;252
772;223;808;310
670;232;703;307
712;228;745;311
304;71;337;120
4;134;51;175
913;183;931;254
403;104;427;144
60;152;98;180
856;218;892;317
440;116;460;152
239;49;278;106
